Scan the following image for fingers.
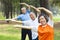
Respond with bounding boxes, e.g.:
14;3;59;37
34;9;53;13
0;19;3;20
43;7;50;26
5;19;11;21
13;25;21;28
19;3;26;5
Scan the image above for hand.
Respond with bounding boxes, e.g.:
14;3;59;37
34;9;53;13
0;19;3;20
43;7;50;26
11;19;16;22
13;25;21;28
5;19;16;22
5;19;12;21
19;3;26;5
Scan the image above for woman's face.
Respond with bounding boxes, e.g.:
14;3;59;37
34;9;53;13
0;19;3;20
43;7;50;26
39;16;47;25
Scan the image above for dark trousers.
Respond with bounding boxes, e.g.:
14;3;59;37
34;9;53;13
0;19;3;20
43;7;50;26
21;29;32;40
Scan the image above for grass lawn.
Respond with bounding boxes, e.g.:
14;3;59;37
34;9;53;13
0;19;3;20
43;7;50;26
54;29;60;40
0;25;60;40
0;12;60;40
0;25;29;40
53;16;60;22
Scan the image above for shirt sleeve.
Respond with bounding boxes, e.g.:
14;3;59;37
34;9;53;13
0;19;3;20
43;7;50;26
26;10;30;14
22;20;30;26
22;21;28;25
17;15;21;20
48;17;54;27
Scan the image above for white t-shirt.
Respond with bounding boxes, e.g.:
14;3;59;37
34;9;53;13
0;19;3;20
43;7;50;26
22;18;39;39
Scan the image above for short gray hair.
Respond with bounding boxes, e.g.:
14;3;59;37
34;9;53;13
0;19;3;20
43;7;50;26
30;12;36;18
21;7;26;10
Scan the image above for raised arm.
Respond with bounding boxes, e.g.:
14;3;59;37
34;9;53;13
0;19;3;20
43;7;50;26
37;7;53;20
20;3;30;10
30;5;41;13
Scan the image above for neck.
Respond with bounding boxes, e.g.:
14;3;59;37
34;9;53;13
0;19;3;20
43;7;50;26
42;24;47;27
23;13;25;14
32;19;35;21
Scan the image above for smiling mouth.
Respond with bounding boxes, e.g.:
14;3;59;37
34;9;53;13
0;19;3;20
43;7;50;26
41;21;44;23
41;21;46;24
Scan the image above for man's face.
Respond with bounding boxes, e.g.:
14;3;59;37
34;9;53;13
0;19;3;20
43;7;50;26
30;13;35;20
21;9;26;14
39;16;47;25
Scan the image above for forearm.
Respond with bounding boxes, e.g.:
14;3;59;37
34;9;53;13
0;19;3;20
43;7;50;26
14;25;32;29
30;5;40;13
13;21;23;24
20;3;30;10
42;8;53;20
38;7;53;20
5;19;23;24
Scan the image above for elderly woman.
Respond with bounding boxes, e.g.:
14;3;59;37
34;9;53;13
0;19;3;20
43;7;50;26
38;14;54;40
37;7;54;40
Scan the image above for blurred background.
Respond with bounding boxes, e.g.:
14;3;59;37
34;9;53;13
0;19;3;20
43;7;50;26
0;0;60;40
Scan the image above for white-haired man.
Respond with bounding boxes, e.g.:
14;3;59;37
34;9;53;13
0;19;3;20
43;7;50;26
22;12;39;40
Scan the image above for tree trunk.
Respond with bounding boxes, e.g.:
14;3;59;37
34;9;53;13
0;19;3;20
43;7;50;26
39;0;49;9
39;0;50;16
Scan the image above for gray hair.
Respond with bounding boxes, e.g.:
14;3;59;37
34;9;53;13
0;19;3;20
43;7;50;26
30;12;36;18
21;7;26;10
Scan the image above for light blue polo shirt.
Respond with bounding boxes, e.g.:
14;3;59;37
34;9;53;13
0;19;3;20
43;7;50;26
17;10;31;21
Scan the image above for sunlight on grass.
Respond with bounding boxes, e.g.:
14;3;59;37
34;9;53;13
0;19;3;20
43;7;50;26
0;25;29;40
0;35;20;40
53;16;60;22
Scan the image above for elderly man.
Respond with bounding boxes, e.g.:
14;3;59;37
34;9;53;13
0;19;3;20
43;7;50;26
11;5;40;40
22;12;39;40
12;3;32;40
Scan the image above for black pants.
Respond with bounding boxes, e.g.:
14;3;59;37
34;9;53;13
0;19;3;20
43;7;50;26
32;37;38;40
21;29;32;40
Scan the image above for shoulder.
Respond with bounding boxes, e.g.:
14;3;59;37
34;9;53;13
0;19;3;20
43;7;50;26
47;24;54;29
38;24;42;28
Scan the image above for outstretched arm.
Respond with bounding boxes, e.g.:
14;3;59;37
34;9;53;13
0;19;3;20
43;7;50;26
5;19;23;24
13;25;32;29
37;7;53;20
